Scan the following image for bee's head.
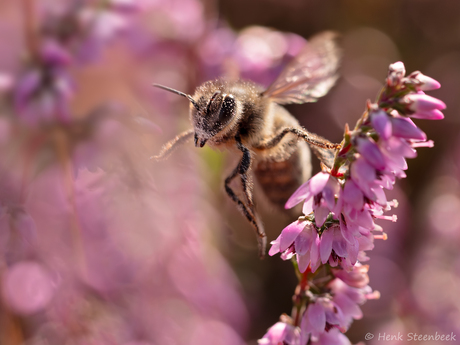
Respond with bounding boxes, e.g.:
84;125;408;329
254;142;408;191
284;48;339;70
153;83;237;148
191;90;236;147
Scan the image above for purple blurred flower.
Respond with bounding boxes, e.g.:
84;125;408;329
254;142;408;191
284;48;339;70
2;261;56;315
13;39;74;125
232;27;307;86
0;72;13;93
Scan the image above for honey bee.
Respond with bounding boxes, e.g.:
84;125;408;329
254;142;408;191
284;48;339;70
152;31;341;258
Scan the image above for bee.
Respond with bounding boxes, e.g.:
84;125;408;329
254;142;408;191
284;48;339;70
152;31;341;258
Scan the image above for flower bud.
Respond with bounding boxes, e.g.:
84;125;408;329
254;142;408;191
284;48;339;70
407;71;441;91
387;61;406;86
404;93;446;112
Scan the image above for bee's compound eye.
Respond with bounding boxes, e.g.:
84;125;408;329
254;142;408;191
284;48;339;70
218;94;235;125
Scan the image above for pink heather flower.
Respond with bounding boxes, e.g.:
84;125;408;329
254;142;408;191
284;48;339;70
331;263;370;289
341;180;364;211
349;155;385;204
13;68;74;125
269;220;321;273
258;321;300;345
300;297;344;343
355;137;386;171
286;172;340;227
328;278;380;329
309;328;351;345
319;224;358;267
378;137;416;178
370;109;392;140
390;116;427;140
13;39;75;125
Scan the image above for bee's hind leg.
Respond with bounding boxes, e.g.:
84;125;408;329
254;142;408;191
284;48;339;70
224;135;267;258
150;129;194;161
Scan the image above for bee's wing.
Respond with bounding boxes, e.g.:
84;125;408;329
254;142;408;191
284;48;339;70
262;31;341;105
310;145;337;170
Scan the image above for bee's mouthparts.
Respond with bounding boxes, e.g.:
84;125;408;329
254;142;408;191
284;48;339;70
194;133;207;148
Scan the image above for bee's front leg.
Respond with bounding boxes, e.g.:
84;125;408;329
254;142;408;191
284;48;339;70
224;135;267;258
150;129;194;161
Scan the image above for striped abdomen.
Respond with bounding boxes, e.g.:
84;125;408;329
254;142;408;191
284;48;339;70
254;140;311;209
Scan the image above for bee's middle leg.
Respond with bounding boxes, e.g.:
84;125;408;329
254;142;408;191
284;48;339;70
224;135;267;258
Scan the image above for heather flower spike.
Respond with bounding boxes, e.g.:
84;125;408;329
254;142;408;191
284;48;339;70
263;62;444;344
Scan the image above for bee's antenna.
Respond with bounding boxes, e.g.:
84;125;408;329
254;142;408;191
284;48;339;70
153;84;200;111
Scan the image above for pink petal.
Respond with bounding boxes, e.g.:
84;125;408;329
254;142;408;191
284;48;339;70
307;302;326;333
295;224;315;255
285;180;311;209
371;110;392;139
352;209;374;230
409;71;441;91
268;237;281;256
314;205;330;227
323;177;339;210
331;231;348;258
297;251;311;273
350;157;376;184
320;229;333;263
343;180;364;211
279;220;306;251
370;185;387;206
356;137;386;171
333;293;363;320
302;197;314;215
260;322;288;343
411;109;444;120
405;93;446;111
340;219;356;245
310;172;330;194
310;234;321;272
324;301;344;326
390;117;427;140
347;237;359;265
